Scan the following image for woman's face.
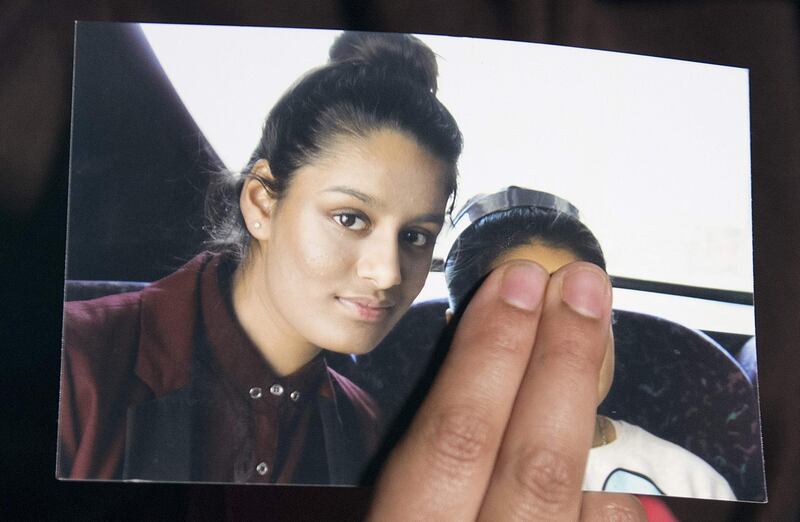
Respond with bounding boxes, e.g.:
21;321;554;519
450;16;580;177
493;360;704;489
251;128;450;356
492;242;615;405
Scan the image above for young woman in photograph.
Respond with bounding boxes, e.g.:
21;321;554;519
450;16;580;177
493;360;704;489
444;186;736;500
58;31;462;485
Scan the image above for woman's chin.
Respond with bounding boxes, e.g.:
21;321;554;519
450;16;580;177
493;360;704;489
311;305;405;355
315;329;388;357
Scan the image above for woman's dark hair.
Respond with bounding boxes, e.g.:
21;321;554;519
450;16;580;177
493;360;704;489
206;31;463;260
444;206;606;315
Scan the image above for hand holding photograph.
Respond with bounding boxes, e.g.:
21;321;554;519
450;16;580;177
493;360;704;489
58;22;764;503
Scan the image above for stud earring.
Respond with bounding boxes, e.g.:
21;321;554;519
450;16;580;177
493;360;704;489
253;221;262;229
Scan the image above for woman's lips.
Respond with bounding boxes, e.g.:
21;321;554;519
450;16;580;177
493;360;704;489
336;296;394;322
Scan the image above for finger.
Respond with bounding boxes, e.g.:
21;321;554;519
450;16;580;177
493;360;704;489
368;261;549;521
579;493;647;522
478;262;612;521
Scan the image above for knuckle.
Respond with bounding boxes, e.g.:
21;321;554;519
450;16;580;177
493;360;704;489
509;447;581;517
480;314;534;358
540;333;603;376
600;504;642;522
485;331;522;358
425;406;492;478
592;499;646;522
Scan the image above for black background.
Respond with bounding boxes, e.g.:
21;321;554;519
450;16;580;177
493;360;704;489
1;1;798;520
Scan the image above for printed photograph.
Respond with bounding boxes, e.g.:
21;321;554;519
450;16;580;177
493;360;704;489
58;22;764;502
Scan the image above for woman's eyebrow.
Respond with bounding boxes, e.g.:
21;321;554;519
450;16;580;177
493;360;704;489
323;186;442;225
324;186;377;205
412;213;445;225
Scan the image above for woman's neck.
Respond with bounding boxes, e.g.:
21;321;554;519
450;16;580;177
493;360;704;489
230;256;321;377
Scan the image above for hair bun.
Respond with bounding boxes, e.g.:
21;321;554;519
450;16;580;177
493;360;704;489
329;31;439;93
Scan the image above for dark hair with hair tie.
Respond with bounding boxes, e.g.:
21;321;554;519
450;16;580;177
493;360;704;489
205;31;463;261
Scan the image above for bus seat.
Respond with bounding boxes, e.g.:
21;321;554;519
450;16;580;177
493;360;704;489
602;309;763;500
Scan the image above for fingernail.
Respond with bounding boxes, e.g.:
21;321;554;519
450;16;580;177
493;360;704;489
499;262;547;311
561;267;609;319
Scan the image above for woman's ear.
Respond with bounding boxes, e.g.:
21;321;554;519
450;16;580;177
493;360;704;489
240;159;277;240
445;308;453;324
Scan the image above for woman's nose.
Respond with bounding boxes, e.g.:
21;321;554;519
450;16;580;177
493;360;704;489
356;231;402;289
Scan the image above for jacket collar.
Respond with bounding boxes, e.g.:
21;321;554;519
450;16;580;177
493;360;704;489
134;252;214;396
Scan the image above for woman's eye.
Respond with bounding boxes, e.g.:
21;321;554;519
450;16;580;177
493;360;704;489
335;213;368;231
402;230;429;247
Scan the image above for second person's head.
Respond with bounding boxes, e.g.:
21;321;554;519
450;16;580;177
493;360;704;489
445;188;614;404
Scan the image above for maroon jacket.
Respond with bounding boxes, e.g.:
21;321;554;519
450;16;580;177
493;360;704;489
57;253;379;484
